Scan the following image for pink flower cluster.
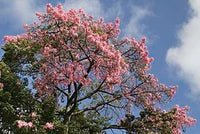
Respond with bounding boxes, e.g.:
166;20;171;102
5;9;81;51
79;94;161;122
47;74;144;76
172;105;196;133
16;113;55;132
30;112;37;118
131;37;154;73
19;3;129;94
3;34;28;43
162;106;196;134
44;122;54;130
42;45;58;58
122;73;178;109
17;120;34;129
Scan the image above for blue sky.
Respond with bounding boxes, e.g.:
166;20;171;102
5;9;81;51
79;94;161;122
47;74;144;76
0;0;200;133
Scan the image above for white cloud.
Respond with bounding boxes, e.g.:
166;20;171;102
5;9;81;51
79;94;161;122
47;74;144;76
124;6;151;39
63;0;103;18
104;2;123;21
0;0;44;30
166;0;200;97
11;0;40;24
63;0;124;20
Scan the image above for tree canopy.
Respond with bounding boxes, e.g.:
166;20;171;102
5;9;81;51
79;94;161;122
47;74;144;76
0;3;196;134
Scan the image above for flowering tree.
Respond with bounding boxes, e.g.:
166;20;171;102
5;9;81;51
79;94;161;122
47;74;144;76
1;3;196;134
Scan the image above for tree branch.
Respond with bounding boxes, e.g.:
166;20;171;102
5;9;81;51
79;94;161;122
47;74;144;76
77;79;106;102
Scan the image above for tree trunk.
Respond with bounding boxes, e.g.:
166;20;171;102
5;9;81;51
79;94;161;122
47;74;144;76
65;115;71;134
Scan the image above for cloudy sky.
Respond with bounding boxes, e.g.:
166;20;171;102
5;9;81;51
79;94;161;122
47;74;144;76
0;0;200;133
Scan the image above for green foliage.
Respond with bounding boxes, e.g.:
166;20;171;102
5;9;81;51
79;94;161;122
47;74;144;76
0;62;35;132
39;97;56;123
68;111;106;134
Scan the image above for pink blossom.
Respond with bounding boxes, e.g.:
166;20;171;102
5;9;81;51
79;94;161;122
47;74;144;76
17;120;25;128
17;120;33;129
27;122;34;128
173;105;196;127
35;12;43;17
168;88;177;98
30;112;37;118
141;36;146;43
115;17;120;27
3;35;17;43
44;122;54;130
23;24;29;29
